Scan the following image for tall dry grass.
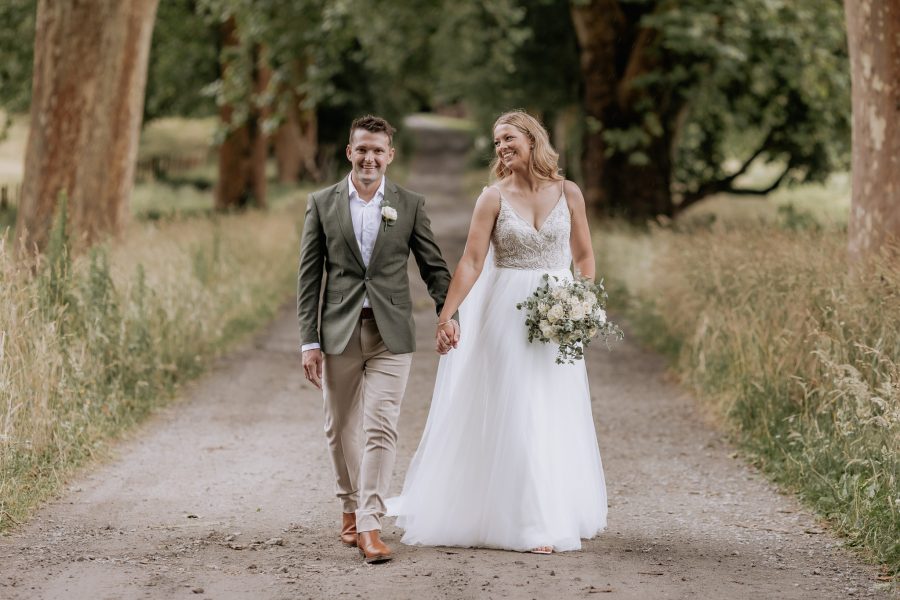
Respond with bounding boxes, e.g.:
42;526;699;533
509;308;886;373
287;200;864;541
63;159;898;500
0;202;301;528
595;221;899;572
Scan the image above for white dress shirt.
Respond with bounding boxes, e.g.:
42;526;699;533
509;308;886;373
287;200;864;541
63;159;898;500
302;174;385;353
348;173;386;281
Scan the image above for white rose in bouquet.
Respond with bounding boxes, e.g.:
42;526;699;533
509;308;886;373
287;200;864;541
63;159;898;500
517;273;623;364
539;320;553;338
547;304;565;323
570;304;586;320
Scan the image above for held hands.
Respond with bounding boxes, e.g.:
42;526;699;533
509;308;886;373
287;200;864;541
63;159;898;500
435;320;460;355
302;348;324;390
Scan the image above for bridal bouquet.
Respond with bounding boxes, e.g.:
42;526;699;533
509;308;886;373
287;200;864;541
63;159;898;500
516;274;623;364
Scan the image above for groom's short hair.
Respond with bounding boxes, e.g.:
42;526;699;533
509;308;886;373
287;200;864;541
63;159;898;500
349;115;396;146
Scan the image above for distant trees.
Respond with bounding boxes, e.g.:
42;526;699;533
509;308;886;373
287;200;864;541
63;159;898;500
274;75;320;184
566;0;850;218
200;0;443;205
844;0;900;265
213;16;270;210
0;0;863;247
0;0;35;117
16;0;159;252
430;1;850;219
144;0;219;122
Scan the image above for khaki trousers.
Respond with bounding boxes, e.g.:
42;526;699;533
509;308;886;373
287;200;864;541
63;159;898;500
322;317;412;533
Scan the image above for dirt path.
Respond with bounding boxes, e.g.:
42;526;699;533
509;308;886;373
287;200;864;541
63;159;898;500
0;120;890;600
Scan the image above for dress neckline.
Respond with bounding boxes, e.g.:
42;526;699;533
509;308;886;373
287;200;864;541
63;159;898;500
498;192;567;234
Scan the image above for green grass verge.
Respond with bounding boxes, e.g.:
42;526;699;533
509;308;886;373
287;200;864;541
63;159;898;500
0;196;304;530
595;220;899;577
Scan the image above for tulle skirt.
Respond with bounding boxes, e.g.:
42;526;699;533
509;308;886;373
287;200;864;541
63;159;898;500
387;265;607;552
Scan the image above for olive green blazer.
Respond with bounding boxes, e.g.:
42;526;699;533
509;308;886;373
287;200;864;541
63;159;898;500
297;177;453;355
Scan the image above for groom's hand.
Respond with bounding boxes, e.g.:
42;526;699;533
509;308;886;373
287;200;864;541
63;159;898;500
302;349;324;390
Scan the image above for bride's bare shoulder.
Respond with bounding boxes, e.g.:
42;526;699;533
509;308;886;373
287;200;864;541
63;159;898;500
562;180;586;210
562;179;584;200
475;185;502;214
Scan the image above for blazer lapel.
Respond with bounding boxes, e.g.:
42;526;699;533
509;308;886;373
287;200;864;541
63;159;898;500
335;179;366;270
366;178;399;270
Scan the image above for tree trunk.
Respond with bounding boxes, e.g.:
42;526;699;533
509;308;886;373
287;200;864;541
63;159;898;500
214;18;270;210
845;0;900;265
569;1;622;212
16;0;159;252
274;90;320;184
569;1;673;219
606;141;673;219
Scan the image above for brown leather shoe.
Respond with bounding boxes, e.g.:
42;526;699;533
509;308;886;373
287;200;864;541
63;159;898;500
357;530;392;564
340;512;357;547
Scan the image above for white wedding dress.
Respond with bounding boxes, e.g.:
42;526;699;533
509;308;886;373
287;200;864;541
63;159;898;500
386;187;607;552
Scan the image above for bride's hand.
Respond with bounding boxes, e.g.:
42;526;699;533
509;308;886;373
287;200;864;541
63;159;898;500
435;320;459;354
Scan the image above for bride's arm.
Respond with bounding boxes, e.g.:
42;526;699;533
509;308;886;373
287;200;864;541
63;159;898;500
437;187;501;329
566;180;596;280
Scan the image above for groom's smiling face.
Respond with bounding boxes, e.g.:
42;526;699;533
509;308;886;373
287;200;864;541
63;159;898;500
347;129;395;187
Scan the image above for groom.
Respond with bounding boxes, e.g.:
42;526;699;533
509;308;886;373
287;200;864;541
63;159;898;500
297;115;457;563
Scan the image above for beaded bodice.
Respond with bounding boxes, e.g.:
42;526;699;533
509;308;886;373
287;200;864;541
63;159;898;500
492;193;572;270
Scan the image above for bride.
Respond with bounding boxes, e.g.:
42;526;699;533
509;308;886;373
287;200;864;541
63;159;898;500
387;110;607;553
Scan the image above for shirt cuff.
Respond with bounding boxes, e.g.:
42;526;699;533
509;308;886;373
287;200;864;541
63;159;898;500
301;343;321;352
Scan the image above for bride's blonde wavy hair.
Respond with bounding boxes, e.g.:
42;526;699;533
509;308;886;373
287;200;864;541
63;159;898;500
490;110;563;182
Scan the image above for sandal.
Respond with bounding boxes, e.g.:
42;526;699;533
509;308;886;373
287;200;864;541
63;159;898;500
529;546;554;554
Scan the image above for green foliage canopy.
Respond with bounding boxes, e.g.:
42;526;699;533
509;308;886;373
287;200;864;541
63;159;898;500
430;0;580;126
0;0;850;205
144;0;220;121
431;0;849;207
639;0;851;204
0;0;36;129
197;0;444;137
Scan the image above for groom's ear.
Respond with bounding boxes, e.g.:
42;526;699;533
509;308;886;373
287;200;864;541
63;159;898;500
386;146;395;164
345;144;353;162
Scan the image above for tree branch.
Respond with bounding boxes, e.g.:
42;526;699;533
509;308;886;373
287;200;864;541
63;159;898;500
727;164;792;196
677;128;782;210
678;162;791;212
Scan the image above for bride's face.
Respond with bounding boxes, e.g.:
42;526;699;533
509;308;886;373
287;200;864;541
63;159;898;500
493;124;531;171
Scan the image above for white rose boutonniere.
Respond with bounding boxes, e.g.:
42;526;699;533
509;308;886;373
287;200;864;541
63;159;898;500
381;205;398;230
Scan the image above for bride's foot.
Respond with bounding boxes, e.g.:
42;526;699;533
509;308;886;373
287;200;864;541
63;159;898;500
529;546;554;555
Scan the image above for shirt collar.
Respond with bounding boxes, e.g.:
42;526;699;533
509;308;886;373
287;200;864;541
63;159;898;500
347;173;385;205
